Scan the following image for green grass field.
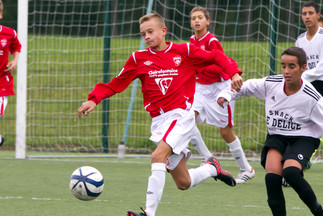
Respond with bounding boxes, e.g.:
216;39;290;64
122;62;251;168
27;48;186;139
1;151;322;216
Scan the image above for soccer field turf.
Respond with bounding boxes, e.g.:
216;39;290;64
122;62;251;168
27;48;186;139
0;151;322;216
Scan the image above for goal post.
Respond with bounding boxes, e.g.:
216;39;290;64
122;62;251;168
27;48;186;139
15;0;28;159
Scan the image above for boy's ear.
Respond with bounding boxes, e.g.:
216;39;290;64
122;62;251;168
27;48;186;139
300;64;307;73
162;26;167;36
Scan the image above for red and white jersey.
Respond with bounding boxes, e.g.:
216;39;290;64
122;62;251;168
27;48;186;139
0;25;21;96
89;42;241;118
190;31;241;84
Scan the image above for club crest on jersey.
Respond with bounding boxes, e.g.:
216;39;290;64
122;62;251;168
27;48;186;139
1;39;7;47
155;77;173;95
144;60;153;66
201;45;205;50
173;55;182;67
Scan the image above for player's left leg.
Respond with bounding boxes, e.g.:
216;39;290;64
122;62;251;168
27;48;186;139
282;137;323;215
190;124;213;165
220;125;254;184
170;155;236;189
283;160;323;216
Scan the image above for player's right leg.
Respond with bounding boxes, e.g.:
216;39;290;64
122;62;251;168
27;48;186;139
0;96;8;147
127;141;170;216
263;145;286;216
127;208;147;216
221;126;254;184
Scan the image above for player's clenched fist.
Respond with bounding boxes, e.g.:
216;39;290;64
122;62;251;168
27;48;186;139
77;100;97;118
231;73;243;92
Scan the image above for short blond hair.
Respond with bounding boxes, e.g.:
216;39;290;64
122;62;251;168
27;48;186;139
190;7;210;20
0;0;3;13
139;13;165;28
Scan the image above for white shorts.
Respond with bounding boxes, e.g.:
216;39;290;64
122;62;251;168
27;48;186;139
192;80;235;128
0;96;8;118
150;108;198;170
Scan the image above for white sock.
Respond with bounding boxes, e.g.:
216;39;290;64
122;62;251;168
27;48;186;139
227;137;252;172
191;126;212;158
188;164;217;188
145;163;166;216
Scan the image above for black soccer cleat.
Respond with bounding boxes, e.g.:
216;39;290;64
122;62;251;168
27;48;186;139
127;208;148;216
206;156;236;187
0;135;4;147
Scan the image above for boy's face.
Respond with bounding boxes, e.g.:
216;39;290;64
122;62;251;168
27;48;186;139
281;54;306;85
190;11;210;32
140;18;166;49
301;6;320;28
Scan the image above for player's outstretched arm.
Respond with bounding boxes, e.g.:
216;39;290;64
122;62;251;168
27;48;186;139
77;100;97;118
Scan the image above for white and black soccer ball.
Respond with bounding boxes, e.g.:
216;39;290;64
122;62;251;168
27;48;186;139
69;166;104;201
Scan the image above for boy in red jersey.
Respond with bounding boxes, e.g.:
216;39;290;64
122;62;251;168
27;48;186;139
189;7;255;184
78;13;241;216
0;0;22;147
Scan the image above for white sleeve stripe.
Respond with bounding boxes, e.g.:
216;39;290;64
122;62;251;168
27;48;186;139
304;85;321;101
208;38;218;46
144;103;151;110
13;30;17;39
187;43;190;56
132;52;137;64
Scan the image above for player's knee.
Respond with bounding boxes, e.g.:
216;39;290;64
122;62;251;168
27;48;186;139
176;181;190;190
151;151;167;163
282;166;301;184
220;127;234;141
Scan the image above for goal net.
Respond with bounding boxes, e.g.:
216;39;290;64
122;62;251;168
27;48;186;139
6;0;323;161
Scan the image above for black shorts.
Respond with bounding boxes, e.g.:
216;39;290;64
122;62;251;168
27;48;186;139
261;134;320;169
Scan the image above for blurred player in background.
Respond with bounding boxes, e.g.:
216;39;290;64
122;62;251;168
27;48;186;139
218;47;323;216
0;0;21;147
296;1;323;95
189;6;255;184
318;15;323;28
296;0;323;169
78;13;242;216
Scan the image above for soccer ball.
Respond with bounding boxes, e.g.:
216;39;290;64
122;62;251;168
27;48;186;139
69;166;104;201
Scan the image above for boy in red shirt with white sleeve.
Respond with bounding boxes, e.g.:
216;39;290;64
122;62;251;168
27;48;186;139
189;7;255;184
78;13;241;216
0;0;22;146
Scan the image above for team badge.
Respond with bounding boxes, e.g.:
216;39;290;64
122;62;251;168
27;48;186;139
155;77;173;95
201;45;205;50
1;39;7;47
144;60;153;66
173;55;182;67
